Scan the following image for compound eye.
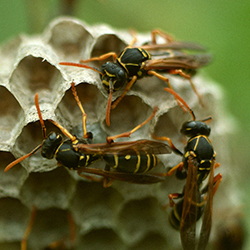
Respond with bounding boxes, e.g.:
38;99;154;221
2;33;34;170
48;132;62;143
113;69;126;89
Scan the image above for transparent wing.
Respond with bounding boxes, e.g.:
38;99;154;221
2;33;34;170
197;160;215;250
75;139;172;156
78;167;166;184
180;157;199;250
145;53;211;70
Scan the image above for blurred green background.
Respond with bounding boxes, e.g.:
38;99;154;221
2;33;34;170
1;0;249;248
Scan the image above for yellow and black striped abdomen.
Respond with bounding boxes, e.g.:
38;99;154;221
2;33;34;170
103;153;159;174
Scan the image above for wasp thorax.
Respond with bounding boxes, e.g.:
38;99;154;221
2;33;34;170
41;132;63;159
100;62;127;91
180;121;211;137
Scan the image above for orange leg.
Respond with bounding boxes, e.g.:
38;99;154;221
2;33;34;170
169;69;204;107
21;206;37;250
80;52;118;63
152;134;183;156
111;75;137;110
77;170;104;182
106;107;158;143
71;82;88;138
212;172;222;196
151;29;174;44
147;70;187;111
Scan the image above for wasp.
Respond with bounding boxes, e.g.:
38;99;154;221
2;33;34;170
59;29;211;126
5;82;172;187
153;88;222;250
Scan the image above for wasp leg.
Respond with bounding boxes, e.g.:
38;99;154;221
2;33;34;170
80;52;118;63
169;69;204;107
169;192;184;207
106;107;158;143
212;172;222;196
46;211;76;250
152;134;183;156
21;206;37;250
151;29;174;44
147;70;187;111
71;82;89;138
128;29;138;47
111;75;137;110
77;169;104;182
102;165;114;188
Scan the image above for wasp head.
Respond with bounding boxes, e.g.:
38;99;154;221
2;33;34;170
41;132;63;159
181;121;211;137
100;62;127;92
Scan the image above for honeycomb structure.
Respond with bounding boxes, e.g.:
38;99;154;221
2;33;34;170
0;17;240;250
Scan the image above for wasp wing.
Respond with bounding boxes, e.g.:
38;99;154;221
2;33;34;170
75;139;172;156
145;54;211;70
180;157;199;250
197;160;215;250
137;42;207;51
78;167;166;184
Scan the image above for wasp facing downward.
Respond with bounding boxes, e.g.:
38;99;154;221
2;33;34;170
59;29;211;126
153;88;222;250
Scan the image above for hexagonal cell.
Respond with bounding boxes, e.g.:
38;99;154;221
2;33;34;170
13;120;65;172
117;197;168;244
0;198;29;242
88;34;127;68
153;106;192;145
24;207;75;250
57;82;105;126
129;232;168;250
10;56;63;107
78;228;124;250
104;95;154;138
20;168;77;209
45;18;94;61
71;181;124;232
0;86;24;145
0;151;28;198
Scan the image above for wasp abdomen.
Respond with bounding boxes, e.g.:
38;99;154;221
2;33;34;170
103;153;159;173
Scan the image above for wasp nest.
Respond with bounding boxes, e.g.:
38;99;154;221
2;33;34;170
0;17;240;250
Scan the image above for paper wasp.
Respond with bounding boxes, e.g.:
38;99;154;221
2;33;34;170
153;88;222;250
59;29;211;126
5;82;172;187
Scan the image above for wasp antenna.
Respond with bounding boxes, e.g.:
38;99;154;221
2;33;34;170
201;116;212;123
48;119;76;142
71;82;88;138
4;144;42;172
164;88;196;121
59;62;104;76
35;93;47;139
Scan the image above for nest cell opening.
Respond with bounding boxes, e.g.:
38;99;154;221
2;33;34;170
47;20;94;61
0;86;24;143
89;34;127;68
